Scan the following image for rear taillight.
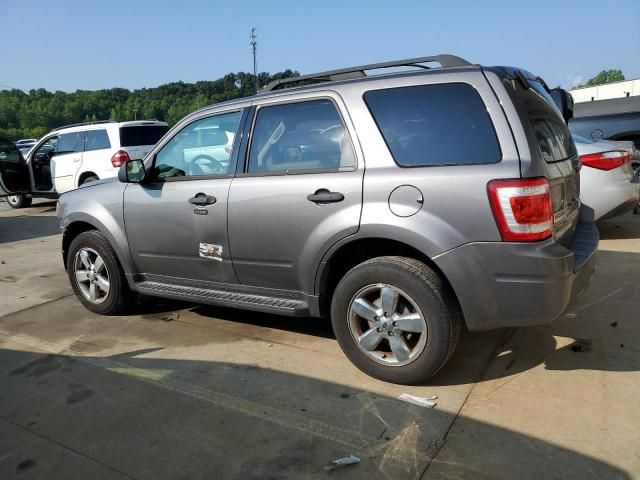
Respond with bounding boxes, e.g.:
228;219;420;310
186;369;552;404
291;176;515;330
111;150;130;167
580;151;630;171
487;178;552;242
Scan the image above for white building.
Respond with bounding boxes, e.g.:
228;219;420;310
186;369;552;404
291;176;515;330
570;78;640;103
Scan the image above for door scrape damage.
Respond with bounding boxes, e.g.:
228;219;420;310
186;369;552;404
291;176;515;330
199;243;223;261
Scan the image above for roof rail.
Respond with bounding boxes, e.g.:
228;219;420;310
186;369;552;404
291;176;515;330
260;54;473;93
51;119;117;132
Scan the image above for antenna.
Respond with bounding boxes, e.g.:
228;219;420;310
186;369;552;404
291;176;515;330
250;27;258;93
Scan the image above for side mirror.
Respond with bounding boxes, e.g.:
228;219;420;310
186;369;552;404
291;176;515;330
118;159;146;183
549;88;574;124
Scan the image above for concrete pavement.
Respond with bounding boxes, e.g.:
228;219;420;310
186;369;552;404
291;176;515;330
0;199;638;479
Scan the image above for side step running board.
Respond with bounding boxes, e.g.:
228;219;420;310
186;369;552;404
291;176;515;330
136;281;310;316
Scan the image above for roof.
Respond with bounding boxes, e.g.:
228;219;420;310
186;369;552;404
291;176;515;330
191;54;478;116
52;119;167;133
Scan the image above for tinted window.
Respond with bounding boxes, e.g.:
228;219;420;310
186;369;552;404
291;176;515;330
56;132;84;154
0;137;21;163
248;99;356;174
119;125;170;147
531;117;575;162
154;111;241;179
364;84;501;167
511;78;577;164
85;129;111;151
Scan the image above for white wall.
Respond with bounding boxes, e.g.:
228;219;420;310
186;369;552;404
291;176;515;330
570;79;640;103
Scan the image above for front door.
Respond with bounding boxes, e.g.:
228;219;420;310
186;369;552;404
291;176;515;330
0;136;30;196
124;109;245;286
228;95;364;292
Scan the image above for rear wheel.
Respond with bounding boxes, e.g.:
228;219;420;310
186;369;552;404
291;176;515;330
80;175;99;185
67;230;133;315
6;194;32;209
331;256;461;385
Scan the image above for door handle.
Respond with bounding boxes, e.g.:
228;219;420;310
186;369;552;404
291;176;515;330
189;193;217;206
307;188;344;204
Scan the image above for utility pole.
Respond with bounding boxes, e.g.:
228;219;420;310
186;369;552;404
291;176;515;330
250;27;258;93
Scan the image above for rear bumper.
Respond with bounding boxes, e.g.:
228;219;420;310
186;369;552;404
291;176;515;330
434;206;599;331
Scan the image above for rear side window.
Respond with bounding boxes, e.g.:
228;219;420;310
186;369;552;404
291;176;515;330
247;99;356;174
364;83;501;167
85;129;111;152
119;125;169;147
56;132;84;154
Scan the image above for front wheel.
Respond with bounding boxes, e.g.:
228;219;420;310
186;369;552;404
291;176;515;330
67;230;134;315
331;256;461;385
6;194;32;209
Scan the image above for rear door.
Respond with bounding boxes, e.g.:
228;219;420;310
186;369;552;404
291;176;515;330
51;131;85;193
227;93;363;292
0;136;30;196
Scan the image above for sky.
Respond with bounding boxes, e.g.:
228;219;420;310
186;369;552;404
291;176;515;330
1;0;639;93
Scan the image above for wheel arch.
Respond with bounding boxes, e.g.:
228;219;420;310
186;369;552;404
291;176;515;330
315;236;463;321
77;171;99;186
62;217;131;275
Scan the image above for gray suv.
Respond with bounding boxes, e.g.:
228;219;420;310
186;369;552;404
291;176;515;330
0;55;599;384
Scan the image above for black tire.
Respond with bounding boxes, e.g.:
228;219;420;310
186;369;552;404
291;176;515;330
81;175;99;185
6;194;32;209
331;256;461;385
67;230;133;315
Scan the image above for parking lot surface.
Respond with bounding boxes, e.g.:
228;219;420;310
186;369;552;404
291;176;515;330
1;199;639;479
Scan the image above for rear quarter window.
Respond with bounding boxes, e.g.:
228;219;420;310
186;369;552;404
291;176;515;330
364;83;501;167
85;129;111;152
119;125;170;147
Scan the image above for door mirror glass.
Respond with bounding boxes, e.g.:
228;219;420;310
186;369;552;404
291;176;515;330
118;159;146;183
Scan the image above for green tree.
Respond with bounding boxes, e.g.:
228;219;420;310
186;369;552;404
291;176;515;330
0;69;299;140
583;69;625;87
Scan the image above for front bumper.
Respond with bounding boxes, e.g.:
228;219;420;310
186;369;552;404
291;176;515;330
434;206;599;331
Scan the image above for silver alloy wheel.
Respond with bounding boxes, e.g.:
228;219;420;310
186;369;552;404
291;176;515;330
348;284;427;367
7;195;20;206
73;247;110;304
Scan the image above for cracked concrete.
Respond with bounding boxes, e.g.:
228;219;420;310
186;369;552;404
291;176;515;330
1;199;639;479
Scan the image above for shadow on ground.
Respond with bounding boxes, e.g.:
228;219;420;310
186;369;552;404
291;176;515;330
163;248;640;388
0;347;630;480
0;201;59;244
597;212;640;240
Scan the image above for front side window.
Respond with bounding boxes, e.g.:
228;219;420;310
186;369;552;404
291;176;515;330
85;129;111;152
33;136;58;161
247;99;356;174
153;111;242;179
364;83;501;167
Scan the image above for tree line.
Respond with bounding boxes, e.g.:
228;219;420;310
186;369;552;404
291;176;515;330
0;70;298;140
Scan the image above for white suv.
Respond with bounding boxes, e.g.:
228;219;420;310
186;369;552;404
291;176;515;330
6;120;169;208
